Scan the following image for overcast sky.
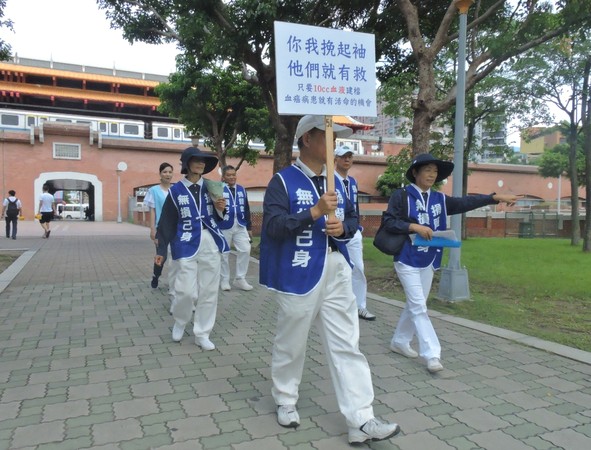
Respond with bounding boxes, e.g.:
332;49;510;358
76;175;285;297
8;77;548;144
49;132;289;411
1;0;567;147
1;0;178;75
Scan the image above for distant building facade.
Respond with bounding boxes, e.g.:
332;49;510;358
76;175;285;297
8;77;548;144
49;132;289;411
0;57;585;223
520;127;566;161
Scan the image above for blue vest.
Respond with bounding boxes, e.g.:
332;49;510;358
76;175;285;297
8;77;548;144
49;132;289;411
339;175;362;231
168;181;229;259
397;187;448;269
219;184;248;230
260;165;351;295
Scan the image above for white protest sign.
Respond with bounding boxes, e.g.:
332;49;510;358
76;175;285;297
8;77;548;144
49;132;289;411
274;21;377;117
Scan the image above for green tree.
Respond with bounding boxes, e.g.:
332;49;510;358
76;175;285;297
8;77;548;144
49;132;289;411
97;1;591;174
97;0;361;173
538;137;586;183
0;0;13;60
580;52;591;251
156;61;272;170
513;33;591;245
373;0;591;156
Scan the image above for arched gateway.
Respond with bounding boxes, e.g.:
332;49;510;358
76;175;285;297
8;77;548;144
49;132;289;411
34;172;103;221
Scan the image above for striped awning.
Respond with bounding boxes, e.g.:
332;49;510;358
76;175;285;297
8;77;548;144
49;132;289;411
333;115;374;131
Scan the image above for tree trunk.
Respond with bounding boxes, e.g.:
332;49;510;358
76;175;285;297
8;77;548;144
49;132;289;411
582;56;591;252
253;66;300;174
461;115;476;239
411;108;435;156
271;115;299;173
568;121;580;245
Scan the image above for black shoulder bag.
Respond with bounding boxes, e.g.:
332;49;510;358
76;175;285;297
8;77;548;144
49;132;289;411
373;189;410;256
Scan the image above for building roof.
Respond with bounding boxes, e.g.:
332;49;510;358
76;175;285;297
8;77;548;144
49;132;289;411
0;81;160;108
0;62;161;88
0;58;165;118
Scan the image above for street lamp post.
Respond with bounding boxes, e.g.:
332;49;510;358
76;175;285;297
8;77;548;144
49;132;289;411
437;0;474;302
557;174;562;214
116;161;127;223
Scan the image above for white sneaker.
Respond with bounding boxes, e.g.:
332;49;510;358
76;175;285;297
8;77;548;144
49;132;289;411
358;308;376;321
220;281;231;291
390;342;419;358
348;418;401;444
172;323;185;342
427;358;444;373
277;405;300;428
196;337;216;351
233;278;253;291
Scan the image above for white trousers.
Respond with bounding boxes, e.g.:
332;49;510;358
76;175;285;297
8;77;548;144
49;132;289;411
271;252;375;428
171;230;221;339
392;261;441;360
346;230;368;309
220;221;251;282
167;258;179;304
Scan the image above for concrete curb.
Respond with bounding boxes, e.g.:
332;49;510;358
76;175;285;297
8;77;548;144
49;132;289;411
0;249;37;295
368;292;591;365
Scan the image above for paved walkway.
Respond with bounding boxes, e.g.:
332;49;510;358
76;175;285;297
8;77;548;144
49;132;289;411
1;221;590;450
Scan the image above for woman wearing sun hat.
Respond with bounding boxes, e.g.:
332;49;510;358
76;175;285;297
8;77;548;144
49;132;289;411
155;147;229;350
383;153;518;373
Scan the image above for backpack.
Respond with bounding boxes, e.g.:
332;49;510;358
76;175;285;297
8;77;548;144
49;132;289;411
6;198;19;218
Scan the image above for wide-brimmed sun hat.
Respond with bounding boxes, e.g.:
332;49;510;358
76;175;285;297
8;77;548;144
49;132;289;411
180;147;218;175
406;153;454;183
295;115;353;140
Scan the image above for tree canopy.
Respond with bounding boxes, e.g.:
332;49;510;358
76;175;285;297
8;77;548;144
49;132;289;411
96;0;591;172
0;0;13;61
156;60;272;170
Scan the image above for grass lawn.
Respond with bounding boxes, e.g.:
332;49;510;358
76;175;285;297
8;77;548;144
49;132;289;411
363;237;591;352
0;252;20;274
253;237;591;352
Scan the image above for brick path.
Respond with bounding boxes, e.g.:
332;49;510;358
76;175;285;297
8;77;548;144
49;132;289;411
0;221;590;449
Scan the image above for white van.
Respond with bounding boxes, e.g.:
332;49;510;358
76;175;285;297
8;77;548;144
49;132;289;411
57;204;88;220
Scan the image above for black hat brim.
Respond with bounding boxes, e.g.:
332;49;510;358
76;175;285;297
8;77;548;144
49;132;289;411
406;159;454;183
180;147;219;174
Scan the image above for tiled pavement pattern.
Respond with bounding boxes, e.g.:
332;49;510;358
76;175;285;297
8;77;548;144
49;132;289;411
1;221;590;450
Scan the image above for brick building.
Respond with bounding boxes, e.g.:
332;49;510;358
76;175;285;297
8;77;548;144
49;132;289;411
0;57;585;226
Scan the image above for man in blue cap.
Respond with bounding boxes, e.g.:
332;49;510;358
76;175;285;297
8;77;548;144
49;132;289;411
155;147;229;351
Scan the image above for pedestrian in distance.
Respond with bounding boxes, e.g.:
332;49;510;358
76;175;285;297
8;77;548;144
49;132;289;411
334;145;376;321
145;162;175;290
155;147;229;351
383;153;518;373
219;165;254;292
37;183;55;238
2;190;22;240
259;114;401;445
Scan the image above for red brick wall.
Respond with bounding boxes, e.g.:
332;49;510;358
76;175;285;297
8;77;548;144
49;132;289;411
248;211;583;240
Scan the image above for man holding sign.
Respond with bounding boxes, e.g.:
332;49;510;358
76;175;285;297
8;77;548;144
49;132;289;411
259;115;400;444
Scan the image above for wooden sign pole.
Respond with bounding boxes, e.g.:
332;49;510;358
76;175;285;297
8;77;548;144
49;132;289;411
324;115;335;191
324;115;335;219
